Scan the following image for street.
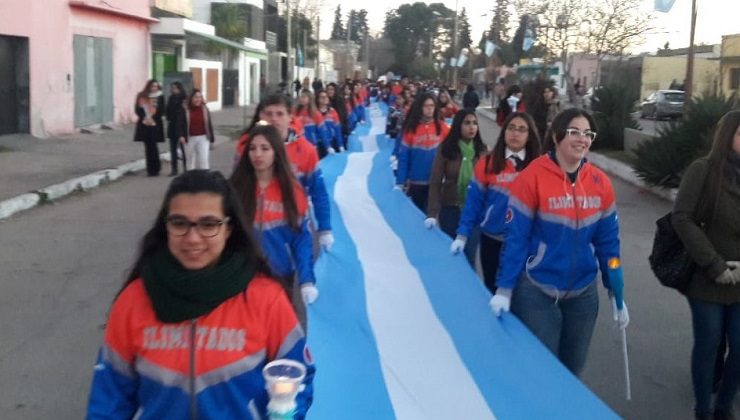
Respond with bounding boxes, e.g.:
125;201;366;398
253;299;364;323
0;112;726;419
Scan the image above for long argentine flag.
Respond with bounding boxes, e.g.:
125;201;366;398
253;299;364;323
306;103;618;419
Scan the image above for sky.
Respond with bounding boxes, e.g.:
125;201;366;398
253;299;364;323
313;0;740;54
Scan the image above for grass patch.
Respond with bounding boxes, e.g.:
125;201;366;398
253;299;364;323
597;149;637;166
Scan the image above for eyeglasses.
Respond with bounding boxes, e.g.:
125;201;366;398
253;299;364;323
564;128;597;141
165;216;230;237
506;125;529;134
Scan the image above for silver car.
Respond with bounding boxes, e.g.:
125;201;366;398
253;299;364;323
640;90;684;120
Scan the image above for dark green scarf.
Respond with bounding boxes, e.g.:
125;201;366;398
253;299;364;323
141;249;255;323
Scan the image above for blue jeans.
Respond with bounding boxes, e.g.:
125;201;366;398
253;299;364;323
511;277;599;376
688;298;740;415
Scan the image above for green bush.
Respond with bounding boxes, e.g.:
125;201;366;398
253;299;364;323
590;83;641;150
632;94;737;188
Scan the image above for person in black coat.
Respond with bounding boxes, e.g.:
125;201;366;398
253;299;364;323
133;79;165;176
165;82;187;176
462;84;480;110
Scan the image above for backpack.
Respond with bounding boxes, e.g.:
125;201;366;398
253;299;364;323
648;212;694;291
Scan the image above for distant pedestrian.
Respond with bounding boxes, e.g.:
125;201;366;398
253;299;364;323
312;77;323;93
438;89;460;120
293;78;301;98
133;79;165;177
672;110;740;420
178;89;214;170
531;86;561;144
462;84;480;110
165;82;187;176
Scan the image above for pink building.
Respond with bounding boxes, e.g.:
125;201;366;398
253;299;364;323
0;0;154;137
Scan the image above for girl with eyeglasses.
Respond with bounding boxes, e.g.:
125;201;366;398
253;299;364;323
452;112;541;291
425;109;487;264
490;108;628;377
315;90;344;157
230;125;318;306
87;170;314;418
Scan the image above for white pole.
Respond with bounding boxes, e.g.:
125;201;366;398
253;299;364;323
621;328;632;400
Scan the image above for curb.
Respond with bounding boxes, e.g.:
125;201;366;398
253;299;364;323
0;135;230;221
476;107;678;203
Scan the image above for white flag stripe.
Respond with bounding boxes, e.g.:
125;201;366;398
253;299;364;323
335;152;496;420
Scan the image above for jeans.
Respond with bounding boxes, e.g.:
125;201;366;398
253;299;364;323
185;135;210;170
480;234;503;294
511;277;599;376
407;184;429;214
143;139;161;176
439;205;479;267
688;298;740;415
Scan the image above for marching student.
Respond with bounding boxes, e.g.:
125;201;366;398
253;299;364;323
230;124;318;305
294;89;324;148
315;89;344;157
86;170;314;418
451;112;541;292
395;93;450;212
490;108;628;377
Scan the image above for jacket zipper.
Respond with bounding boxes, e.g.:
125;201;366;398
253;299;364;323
189;319;198;420
562;177;581;301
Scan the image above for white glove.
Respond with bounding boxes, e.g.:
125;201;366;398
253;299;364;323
610;296;630;330
390;157;399;171
301;284;319;304
727;261;740;284
424;217;438;229
338;146;345;152
393;184;404;192
328;147;336;155
715;268;740;285
318;231;335;251
489;293;511;317
389;155;397;164
450;236;467;254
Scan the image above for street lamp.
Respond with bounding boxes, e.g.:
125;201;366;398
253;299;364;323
450;0;459;94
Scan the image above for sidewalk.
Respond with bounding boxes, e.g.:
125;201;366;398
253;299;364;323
0;105;256;219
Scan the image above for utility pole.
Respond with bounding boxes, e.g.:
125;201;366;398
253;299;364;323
684;0;697;111
286;0;293;88
365;29;370;79
315;15;320;79
346;15;352;80
451;0;459;93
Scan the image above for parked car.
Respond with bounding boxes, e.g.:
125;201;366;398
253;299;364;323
640;90;684;120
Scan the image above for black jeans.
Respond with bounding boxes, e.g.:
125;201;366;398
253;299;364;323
479;234;504;293
143;139;161;176
167;123;183;174
407;184;429;214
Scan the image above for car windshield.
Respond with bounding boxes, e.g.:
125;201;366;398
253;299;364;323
663;93;684;102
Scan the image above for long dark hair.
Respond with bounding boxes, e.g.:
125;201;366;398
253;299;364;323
439;109;486;160
486;112;542;174
699;110;740;221
229;125;301;231
403;93;442;135
122;170;271;292
294;89;317;116
543;108;598;151
188;89;205;109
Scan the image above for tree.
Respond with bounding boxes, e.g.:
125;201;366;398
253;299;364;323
458;8;473;53
348;9;369;42
211;3;248;42
488;0;511;45
330;5;345;40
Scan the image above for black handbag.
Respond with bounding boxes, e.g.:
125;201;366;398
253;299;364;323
648;211;695;291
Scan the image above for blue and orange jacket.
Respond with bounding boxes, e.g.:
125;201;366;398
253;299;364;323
233;118;304;167
317;106;343;150
294;108;323;146
457;157;522;238
87;276;315;419
496;153;621;292
234;128;331;232
396;121;450;185
254;178;314;285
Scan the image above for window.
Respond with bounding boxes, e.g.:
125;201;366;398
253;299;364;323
731;68;740;90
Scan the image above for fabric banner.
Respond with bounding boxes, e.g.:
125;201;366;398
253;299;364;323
654;0;677;12
306;103;618;419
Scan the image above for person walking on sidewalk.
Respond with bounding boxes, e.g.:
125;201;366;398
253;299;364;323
178;89;214;170
396;93;450;212
672;110;740;420
531;86;561;145
489;108;628;377
86;169;314;418
425;109;486;265
133;79;165;176
462;84;480;111
496;85;525;127
230;124;318;306
165;82;187;176
451;112;541;292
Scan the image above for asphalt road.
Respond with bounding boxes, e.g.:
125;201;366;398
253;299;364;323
0;115;729;419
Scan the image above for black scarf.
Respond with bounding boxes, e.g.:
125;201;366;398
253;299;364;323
141;249;255;323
